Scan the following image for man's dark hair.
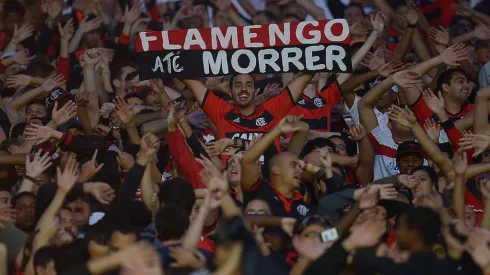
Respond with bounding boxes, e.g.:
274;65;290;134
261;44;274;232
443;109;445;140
403;207;441;246
34;246;58;274
229;73;255;90
110;61;137;83
112;225;142;240
155;204;190;242
344;3;365;16
436;68;468;92
158;178;196;213
12;191;36;206
411;166;439;191
3;1;25;20
11;122;26;139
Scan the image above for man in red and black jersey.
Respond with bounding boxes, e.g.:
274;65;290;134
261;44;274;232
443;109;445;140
181;73;315;150
288;75;342;132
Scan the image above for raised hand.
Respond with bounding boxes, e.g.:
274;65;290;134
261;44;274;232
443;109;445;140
52;101;77;126
371;11;387;32
391;70;422;89
440;43;468;67
25;124;58;145
114;147;135;171
318;147;332;170
82;49;102;66
6;75;31;90
424;118;441;143
343;219;386;251
167;104;186;129
466;228;490;272
348;124;367;141
388;105;417;127
422;88;445;115
474;25;490;40
377;60;405;77
25;151;52;179
124;0;142;25
413;192;444;211
42;74;66;92
359;187;380;209
459;134;490;157
206;138;233;157
292;235;331;260
12;49;35;65
11;24;34;44
260;82;282;100
428;26;450;46
185;111;209;130
276;115;304;134
84;182;115;204
75;91;89;107
371;184;398;200
114;96;134;124
140;133;160;158
58;18;75;40
196;154;224;186
56;156;79;193
398;174;419;189
403;7;419;26
79;150;104;181
350;21;373;37
452;148;468;176
79;16;101;33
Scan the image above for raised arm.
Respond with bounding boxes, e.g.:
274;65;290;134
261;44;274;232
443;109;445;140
8;75;65;113
349;125;374;186
18;152;52;194
474;88;490;135
452;149;468;220
391;8;417;61
81;49;103;127
180;79;208;105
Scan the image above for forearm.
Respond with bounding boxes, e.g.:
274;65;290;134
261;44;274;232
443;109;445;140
340;70;379;107
181;208;209;251
452;32;476;44
36;189;66;230
125;121;141;145
336;203;361;236
290;257;313;275
220;194;242;218
469;10;490;25
83;65;98;95
392;27;415;61
412;123;453;174
353;31;381;70
355;136;375;186
0;154;27;165
412;31;431;61
410;55;443;76
359;77;394;108
132;112;165;126
242;128;281;163
9;87;45;111
141;119;169;134
60;39;69;58
77;107;94;135
288;123;309;156
227;10;249;27
296;0;325;20
465;163;490;179
68;30;83;53
102;72;113;93
453;175;465;219
141;164;157;212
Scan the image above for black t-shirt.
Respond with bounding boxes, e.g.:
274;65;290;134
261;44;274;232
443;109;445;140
243;180;313;218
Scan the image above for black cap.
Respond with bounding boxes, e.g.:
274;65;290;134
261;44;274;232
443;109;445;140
397;141;422;159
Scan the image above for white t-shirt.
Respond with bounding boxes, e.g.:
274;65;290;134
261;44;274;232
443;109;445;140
368;126;400;180
345;96;390;133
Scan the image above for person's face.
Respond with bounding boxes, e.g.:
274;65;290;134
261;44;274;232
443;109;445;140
464;205;476;228
443;72;470;103
4;12;23;32
231;74;255;108
59;209;78;237
82;29;100;49
329;137;347;156
109;110;122;127
226;156;242;186
109;231;138;252
115;66;138;94
451;18;473;37
26;103;47;124
411;170;433;199
35;260;56;275
345;6;364;25
475;45;490;64
273;153;302;189
87;240;110;260
144;90;162;108
67;199;90;227
397;154;423;174
245;199;271;216
0;191;11;208
14;195;35;231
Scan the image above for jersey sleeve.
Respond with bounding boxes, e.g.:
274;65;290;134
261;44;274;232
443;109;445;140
345;96;361;125
409;95;434;126
262;87;296;118
318;81;342;111
367;126;395;154
201;90;232;125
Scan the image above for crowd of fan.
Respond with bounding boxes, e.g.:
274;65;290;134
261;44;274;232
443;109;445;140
1;0;490;274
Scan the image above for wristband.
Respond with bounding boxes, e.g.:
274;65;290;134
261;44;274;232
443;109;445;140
24;175;36;182
407;24;417;28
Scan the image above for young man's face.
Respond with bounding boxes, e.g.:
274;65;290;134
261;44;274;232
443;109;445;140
66;199;91;227
14;195;35;232
230;74;255;108
0;191;11;208
444;72;470;103
226;156;242;187
144;90;162;108
26;103;47;124
329;137;347;156
397;154;423;175
114;66;138;95
60;208;78;237
272;152;303;189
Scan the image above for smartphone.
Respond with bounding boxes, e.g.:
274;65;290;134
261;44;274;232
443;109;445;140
320;228;339;243
449;222;468;243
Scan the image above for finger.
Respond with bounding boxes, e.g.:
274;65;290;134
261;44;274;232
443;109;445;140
95;163;104;173
92;149;98;162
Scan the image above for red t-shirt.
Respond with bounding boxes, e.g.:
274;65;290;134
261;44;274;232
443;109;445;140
201;88;296;149
288;81;341;132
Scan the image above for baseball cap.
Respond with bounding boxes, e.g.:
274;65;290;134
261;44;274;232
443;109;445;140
373;77;399;93
396;141;423;159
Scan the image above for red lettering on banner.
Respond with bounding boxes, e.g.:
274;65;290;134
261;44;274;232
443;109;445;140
136;19;350;52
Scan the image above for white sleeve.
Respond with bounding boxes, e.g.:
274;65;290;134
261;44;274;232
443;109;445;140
345;96;361;125
370;125;394;147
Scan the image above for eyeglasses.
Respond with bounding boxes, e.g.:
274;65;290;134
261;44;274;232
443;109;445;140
245;210;270;216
